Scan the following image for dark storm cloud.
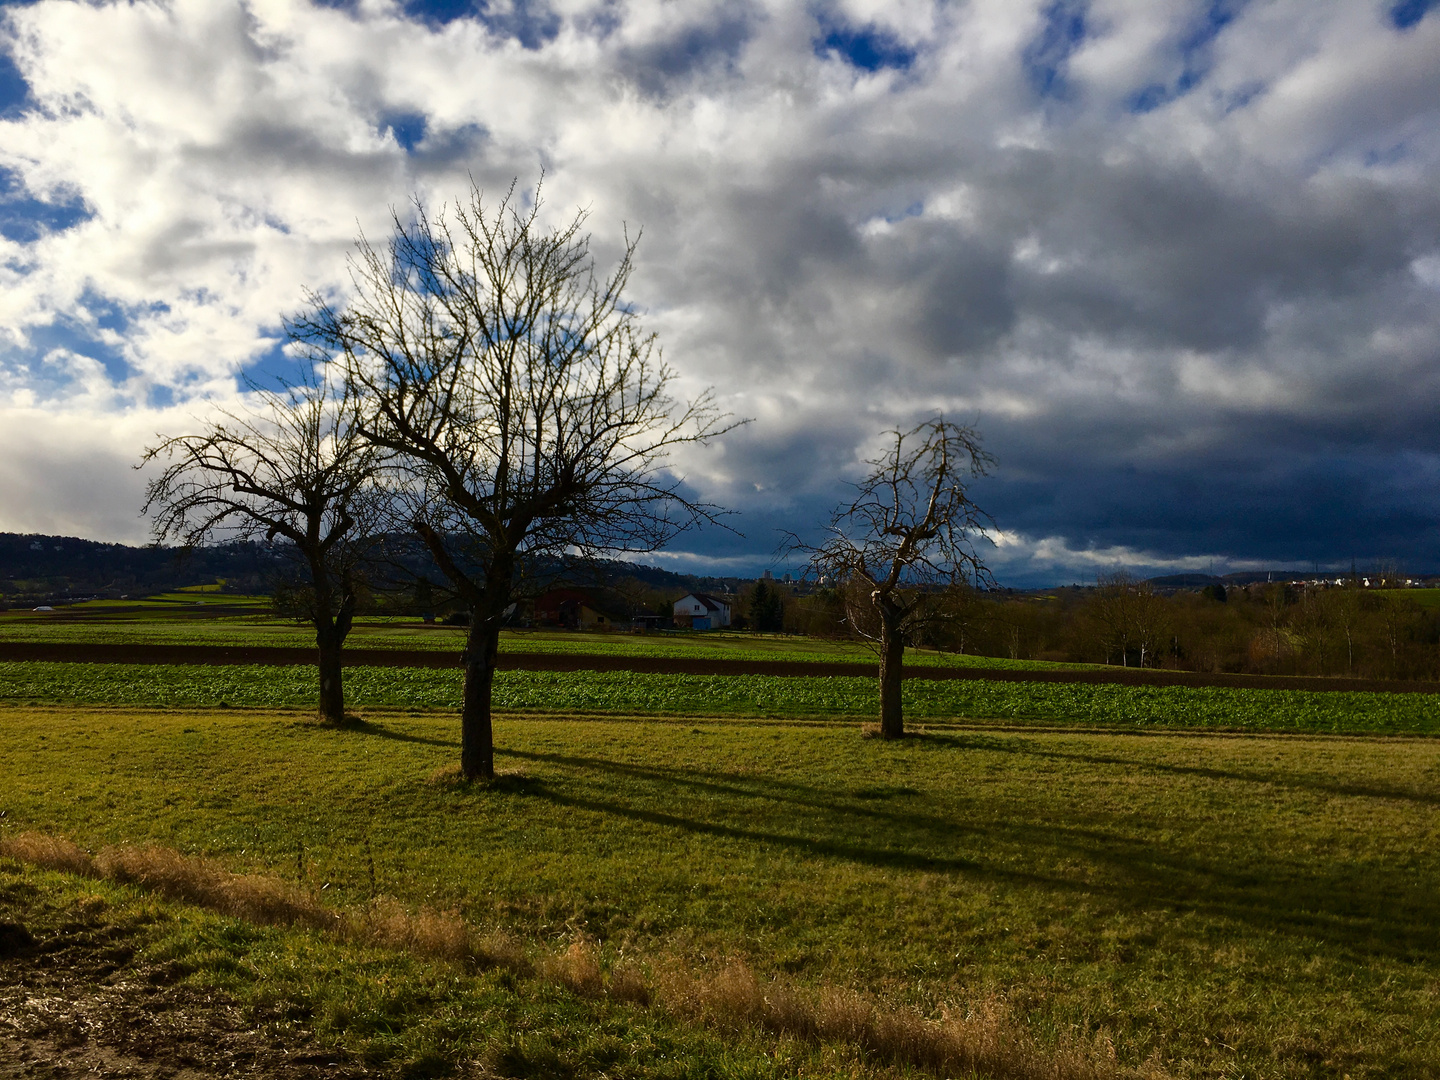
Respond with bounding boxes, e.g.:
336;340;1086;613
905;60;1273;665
979;148;1428;352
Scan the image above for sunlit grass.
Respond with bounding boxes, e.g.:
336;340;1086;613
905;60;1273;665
2;705;1437;1077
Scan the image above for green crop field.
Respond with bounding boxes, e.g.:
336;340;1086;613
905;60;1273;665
2;706;1437;1078
0;660;1437;734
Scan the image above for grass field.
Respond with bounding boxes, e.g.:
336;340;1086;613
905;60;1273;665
3;706;1437;1078
0;611;1081;670
1377;587;1440;608
2;660;1440;734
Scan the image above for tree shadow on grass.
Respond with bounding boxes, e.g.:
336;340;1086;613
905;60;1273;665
921;731;1440;807
503;746;1440;962
342;718;457;748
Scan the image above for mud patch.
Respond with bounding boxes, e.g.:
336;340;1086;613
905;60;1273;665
0;883;365;1079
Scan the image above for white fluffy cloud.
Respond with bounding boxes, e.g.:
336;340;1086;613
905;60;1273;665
1;0;1439;582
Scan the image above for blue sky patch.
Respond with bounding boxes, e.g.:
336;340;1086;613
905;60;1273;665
415;0;560;48
384;111;428;153
1023;0;1087;99
22;317;134;388
313;0;561;47
1364;142;1409;167
1127;1;1241;113
0;169;92;242
236;334;307;393
815;17;917;72
1391;0;1439;30
0;47;28;117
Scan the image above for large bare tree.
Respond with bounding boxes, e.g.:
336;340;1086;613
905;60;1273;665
794;419;994;739
291;182;735;780
140;367;379;724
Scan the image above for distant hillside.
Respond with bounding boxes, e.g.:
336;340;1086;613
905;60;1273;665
0;533;698;606
0;533;286;603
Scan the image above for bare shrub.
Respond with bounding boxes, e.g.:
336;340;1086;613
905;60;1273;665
0;832;95;877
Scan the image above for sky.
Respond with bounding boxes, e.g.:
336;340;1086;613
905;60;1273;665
1;0;1439;586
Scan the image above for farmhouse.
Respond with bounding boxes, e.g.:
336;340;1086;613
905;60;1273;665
673;592;731;630
533;588;626;630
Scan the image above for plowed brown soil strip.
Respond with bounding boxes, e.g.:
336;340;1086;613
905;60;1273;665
0;641;1435;694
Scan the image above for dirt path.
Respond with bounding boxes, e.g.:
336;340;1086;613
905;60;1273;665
0;879;364;1079
0;641;1435;694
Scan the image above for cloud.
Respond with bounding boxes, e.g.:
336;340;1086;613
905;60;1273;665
0;0;1438;583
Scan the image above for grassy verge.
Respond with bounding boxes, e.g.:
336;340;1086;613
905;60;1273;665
2;660;1440;733
3;706;1438;1077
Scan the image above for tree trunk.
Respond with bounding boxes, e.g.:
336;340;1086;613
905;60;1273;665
460;617;499;780
314;585;356;726
317;625;346;724
878;615;905;739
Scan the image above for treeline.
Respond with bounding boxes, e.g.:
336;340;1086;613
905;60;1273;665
743;573;1440;682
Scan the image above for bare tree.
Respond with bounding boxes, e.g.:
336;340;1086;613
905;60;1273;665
792;419;994;739
291;181;736;779
140;367;379;724
1089;570;1170;667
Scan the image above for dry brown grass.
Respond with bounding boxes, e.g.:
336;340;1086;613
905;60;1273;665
608;960;652;1006
655;960;1157;1080
543;938;605;997
357;897;471;958
352;898;531;973
2;831;1159;1080
0;830;524;970
0;831;96;877
94;843;335;930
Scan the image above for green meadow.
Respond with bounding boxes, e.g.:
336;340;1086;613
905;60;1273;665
3;706;1438;1078
0;607;1079;669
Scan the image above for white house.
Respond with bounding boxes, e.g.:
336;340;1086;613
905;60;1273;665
673;592;731;630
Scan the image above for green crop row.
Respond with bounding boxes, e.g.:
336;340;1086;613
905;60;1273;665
1;661;1437;734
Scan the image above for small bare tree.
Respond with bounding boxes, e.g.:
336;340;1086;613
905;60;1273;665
291;181;736;779
1089;570;1170;667
793;419;994;739
140;367;379;724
